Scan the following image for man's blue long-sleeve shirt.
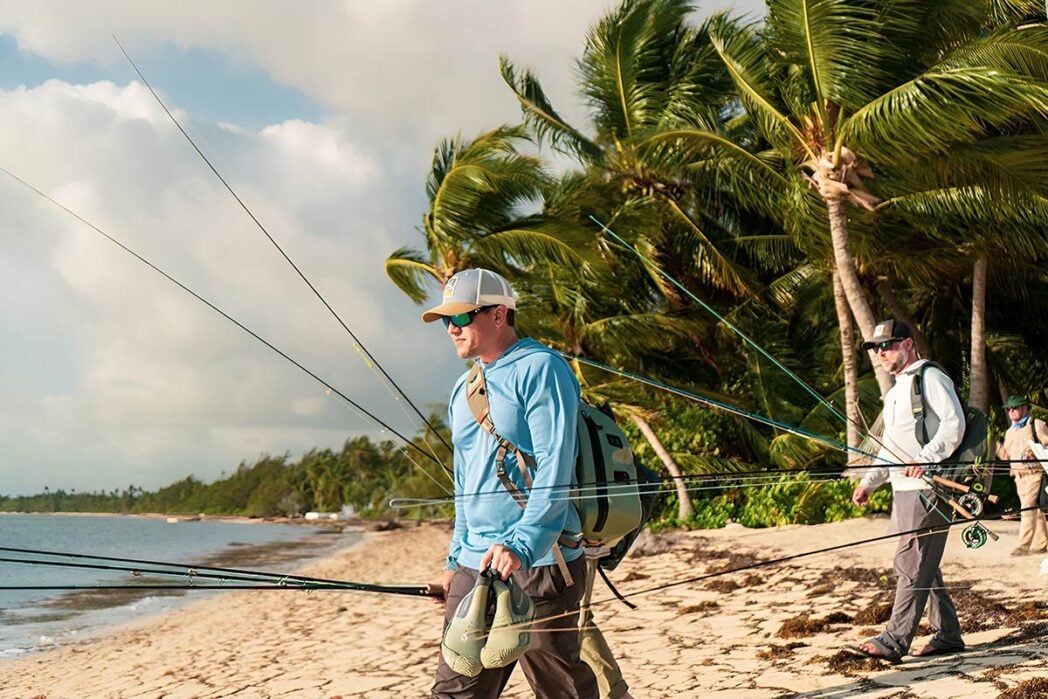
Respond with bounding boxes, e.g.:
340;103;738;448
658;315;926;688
445;338;584;571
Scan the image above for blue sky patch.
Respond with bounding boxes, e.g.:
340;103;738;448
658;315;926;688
0;34;324;130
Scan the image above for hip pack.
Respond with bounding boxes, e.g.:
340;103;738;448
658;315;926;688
464;362;657;583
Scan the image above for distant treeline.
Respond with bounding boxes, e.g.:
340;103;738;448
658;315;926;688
1;399;908;528
0;433;453;519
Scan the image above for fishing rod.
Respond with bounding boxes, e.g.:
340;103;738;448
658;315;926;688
113;37;453;464
589;214;852;428
0;162;908;509
0;584;421;592
6;502;1031;606
588;216;911;466
566;352;875;460
0;546;437;597
597;504;1037;606
2;172;909;509
0;165;443;471
500;502;1042;634
388;457;1021;509
391;477;846;510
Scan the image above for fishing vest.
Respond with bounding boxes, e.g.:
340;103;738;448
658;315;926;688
464;362;657;585
910;361;992;490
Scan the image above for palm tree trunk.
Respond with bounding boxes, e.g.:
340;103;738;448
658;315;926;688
825;196;894;397
876;277;932;359
969;253;989;412
833;270;862;451
628;413;694;521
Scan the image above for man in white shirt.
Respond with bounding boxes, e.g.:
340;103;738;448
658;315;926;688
851;319;967;663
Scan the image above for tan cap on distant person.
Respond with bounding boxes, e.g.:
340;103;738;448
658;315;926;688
422;269;517;323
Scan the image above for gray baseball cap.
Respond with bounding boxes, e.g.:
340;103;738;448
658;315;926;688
422;269;517;323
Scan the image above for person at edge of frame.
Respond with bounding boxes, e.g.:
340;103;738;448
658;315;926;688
996;394;1048;556
423;268;601;699
849;319;967;663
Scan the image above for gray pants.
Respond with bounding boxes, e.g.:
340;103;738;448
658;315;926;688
432;556;598;698
877;490;964;656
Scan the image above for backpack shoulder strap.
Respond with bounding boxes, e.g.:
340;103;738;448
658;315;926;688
910;362;933;446
911;361;957;446
465;363;497;435
465;363;534;505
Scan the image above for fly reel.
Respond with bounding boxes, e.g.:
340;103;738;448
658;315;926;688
957;492;984;517
961;522;990;549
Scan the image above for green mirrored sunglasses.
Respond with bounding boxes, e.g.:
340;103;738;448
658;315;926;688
442;306;494;329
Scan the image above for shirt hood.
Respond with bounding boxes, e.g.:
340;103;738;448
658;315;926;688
483;337;561;370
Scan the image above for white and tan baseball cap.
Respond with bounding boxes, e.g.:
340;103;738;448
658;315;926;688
422;268;517;323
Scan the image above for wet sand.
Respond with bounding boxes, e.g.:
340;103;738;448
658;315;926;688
1;517;1045;698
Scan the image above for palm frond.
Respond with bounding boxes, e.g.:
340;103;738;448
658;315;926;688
940;24;1048;79
673;453;756;475
384;249;440;304
767;0;890;111
761;262;820;308
709;21;805;155
578;0;693;139
881;186;1048;241
468;226;590;273
663;197;757;296
768;432;834;469
639;128;790;219
657;12;739;128
843;68;1048;162
426;127;547;241
879;134;1048;195
581;312;709;357
499;56;603;163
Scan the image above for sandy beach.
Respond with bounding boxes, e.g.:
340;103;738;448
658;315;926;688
1;516;1045;698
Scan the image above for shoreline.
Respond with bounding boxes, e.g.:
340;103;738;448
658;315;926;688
0;514;370;664
1;518;1045;698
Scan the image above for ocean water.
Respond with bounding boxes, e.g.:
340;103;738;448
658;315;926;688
0;514;357;658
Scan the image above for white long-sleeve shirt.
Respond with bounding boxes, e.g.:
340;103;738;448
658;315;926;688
860;360;966;493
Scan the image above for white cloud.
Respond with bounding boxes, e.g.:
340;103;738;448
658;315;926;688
259;119;377;185
0;77;462;494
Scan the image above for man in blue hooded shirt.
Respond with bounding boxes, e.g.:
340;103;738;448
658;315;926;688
424;268;597;698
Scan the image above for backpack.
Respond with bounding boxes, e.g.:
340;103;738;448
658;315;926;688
464;362;658;581
909;361;992;491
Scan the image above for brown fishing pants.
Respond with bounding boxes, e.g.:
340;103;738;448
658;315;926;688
431;555;598;698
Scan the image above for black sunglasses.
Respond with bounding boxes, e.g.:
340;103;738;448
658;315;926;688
874;338;905;352
441;306;494;329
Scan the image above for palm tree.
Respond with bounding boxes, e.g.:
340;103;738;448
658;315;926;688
656;0;1046;405
500;0;769;306
501;0;903;448
877;187;1048;411
385;125;587;300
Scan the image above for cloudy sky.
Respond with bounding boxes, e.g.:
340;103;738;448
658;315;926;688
0;1;763;496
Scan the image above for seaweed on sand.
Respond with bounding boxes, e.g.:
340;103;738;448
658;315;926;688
823;649;891;673
777;611;854;638
997;677;1048;699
